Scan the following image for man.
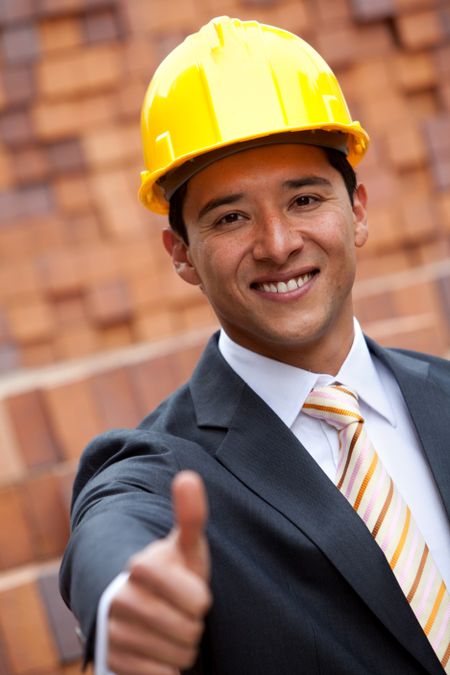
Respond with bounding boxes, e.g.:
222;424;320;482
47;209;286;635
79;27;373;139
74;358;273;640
60;16;450;675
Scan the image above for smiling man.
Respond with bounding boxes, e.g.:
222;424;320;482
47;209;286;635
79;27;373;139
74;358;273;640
60;17;450;675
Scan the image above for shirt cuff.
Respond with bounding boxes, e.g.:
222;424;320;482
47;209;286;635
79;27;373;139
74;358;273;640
94;571;130;675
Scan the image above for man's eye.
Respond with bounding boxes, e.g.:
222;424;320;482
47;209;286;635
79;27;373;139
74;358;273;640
292;195;318;208
215;212;244;226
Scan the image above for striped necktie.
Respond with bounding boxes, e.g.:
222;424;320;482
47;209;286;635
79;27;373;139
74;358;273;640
303;383;449;672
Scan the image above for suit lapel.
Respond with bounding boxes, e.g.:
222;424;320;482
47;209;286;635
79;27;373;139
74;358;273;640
190;335;447;675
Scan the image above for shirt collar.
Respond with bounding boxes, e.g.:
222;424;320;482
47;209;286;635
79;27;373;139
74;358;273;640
218;319;396;428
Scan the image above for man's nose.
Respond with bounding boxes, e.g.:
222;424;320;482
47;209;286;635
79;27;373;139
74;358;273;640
252;215;304;264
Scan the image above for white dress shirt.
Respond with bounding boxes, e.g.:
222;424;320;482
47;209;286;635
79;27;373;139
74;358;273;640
95;320;450;673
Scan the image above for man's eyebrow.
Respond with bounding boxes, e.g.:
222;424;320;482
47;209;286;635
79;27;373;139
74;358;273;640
197;193;244;220
283;176;333;190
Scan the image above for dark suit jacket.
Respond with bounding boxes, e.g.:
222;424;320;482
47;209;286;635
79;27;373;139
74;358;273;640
60;333;450;674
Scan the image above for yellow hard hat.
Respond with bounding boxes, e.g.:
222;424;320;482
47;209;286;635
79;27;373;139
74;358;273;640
139;16;369;214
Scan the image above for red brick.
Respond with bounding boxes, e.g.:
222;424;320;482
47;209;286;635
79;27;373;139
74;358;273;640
353;290;397;326
38;569;82;662
314;22;393;69
361;205;405;253
408;91;439;121
13;145;50;184
82;123;141;169
394;0;442;11
43;379;104;460
2;23;40;64
85;279;133;326
37;251;85;298
20;341;57;368
7;297;56;344
355;250;411;280
53;296;87;328
392;280;444;318
4;389;59;469
20;472;70;560
0;486;34;570
308;0;351;22
64;213;103;246
39;0;90;14
128;272;163;311
28;215;68;255
423;115;450;157
174;300;218;333
431;156;450;191
173;340;208;384
437;191;450;232
394;51;438;92
38;16;83;52
0;149;13;190
0;400;26;486
351;0;395;21
53;462;77;518
47;137;85;173
124;0;207;33
369;318;448;356
53;173;93;213
76;243;119;285
129;354;180;417
418;239;450;264
400;194;438;244
88;168;146;237
0;576;59;672
133;309;175;342
0;184;53;223
99;323;134;350
84;9;120;43
33;93;115;140
0;0;36;23
396;9;445;50
1;63;35;107
0;220;34;257
383;120;427;170
0;109;34;147
434;44;450;79
90;367;141;429
38;44;122;99
53;324;99;360
114;78;146;120
0;260;40;303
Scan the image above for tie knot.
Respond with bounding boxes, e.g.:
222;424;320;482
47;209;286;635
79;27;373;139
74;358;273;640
303;383;363;431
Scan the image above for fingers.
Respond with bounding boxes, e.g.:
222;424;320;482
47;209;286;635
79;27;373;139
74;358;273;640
129;542;211;618
172;471;210;580
107;472;211;674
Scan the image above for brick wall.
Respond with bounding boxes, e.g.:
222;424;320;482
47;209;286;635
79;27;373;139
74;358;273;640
0;0;449;671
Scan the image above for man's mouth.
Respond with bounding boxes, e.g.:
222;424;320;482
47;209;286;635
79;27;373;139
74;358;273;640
252;271;316;294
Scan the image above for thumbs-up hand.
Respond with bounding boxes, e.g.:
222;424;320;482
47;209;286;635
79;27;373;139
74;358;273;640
107;472;212;675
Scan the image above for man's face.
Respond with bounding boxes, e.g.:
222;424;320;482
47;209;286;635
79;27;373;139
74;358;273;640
164;144;368;373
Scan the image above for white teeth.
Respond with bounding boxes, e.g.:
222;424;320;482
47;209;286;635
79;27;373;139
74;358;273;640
258;272;313;294
286;279;297;291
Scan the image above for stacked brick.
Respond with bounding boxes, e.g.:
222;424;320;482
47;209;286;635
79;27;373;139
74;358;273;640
0;0;448;672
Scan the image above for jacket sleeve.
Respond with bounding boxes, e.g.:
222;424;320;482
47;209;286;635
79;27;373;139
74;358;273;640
59;427;182;663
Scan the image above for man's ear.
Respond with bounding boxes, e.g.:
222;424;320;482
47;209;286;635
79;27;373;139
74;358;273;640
162;228;202;286
353;183;368;248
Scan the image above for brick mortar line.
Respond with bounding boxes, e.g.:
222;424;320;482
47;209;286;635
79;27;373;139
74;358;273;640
354;259;450;298
0;558;61;593
0;324;217;399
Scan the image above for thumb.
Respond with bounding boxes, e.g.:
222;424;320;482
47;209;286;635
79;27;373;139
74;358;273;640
172;471;209;578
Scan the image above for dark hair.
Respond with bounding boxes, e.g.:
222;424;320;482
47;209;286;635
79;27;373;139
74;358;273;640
168;147;357;244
